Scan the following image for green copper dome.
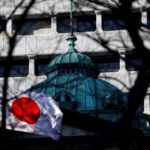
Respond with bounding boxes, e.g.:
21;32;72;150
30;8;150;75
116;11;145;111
31;34;127;122
28;0;146;137
32;35;127;114
47;35;96;74
48;51;95;68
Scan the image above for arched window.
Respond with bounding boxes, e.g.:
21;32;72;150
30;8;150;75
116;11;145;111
55;93;78;110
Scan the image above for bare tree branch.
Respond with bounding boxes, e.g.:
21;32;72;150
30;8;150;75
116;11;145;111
2;0;36;131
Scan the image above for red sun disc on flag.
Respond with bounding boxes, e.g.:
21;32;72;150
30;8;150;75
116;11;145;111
11;97;40;125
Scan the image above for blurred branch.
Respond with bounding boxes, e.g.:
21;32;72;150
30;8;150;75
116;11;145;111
2;0;36;131
7;0;24;20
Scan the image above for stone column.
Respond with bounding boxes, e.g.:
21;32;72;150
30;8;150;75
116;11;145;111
28;54;35;76
141;11;147;25
144;95;150;115
51;16;57;33
96;11;102;31
119;53;126;71
6;18;13;36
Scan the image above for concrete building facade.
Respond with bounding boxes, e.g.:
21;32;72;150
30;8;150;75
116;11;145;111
0;0;149;113
0;1;150;149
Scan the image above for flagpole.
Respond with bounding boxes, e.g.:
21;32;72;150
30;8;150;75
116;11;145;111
70;0;73;36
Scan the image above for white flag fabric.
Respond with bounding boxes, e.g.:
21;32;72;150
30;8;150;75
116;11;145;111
5;92;63;140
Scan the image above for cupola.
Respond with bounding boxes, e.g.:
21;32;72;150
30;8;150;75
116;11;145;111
47;35;98;77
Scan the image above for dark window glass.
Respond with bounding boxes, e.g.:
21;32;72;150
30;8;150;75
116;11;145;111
56;93;78;109
102;12;141;31
0;65;4;77
77;15;96;32
125;54;143;71
0;59;29;77
147;12;150;28
0;19;6;32
13;18;51;35
35;58;50;75
102;14;126;30
57;15;96;33
92;55;120;72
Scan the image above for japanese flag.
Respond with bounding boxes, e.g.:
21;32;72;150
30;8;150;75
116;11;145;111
6;92;63;140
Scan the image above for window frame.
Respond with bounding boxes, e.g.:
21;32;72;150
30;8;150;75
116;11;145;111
56;13;96;33
0;57;29;77
90;53;120;72
102;11;141;31
125;53;143;71
0;18;6;34
34;55;53;76
12;15;51;35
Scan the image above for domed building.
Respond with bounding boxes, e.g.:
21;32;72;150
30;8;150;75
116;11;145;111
1;0;150;149
30;34;128;136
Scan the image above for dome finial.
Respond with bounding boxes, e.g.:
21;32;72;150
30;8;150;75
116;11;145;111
67;34;77;53
67;0;78;53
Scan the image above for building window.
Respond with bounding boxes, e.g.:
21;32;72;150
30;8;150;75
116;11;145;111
92;54;120;72
55;93;78;109
0;58;29;77
0;19;6;34
34;57;50;76
147;12;150;28
125;53;143;71
57;14;96;33
13;17;51;35
102;12;141;31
